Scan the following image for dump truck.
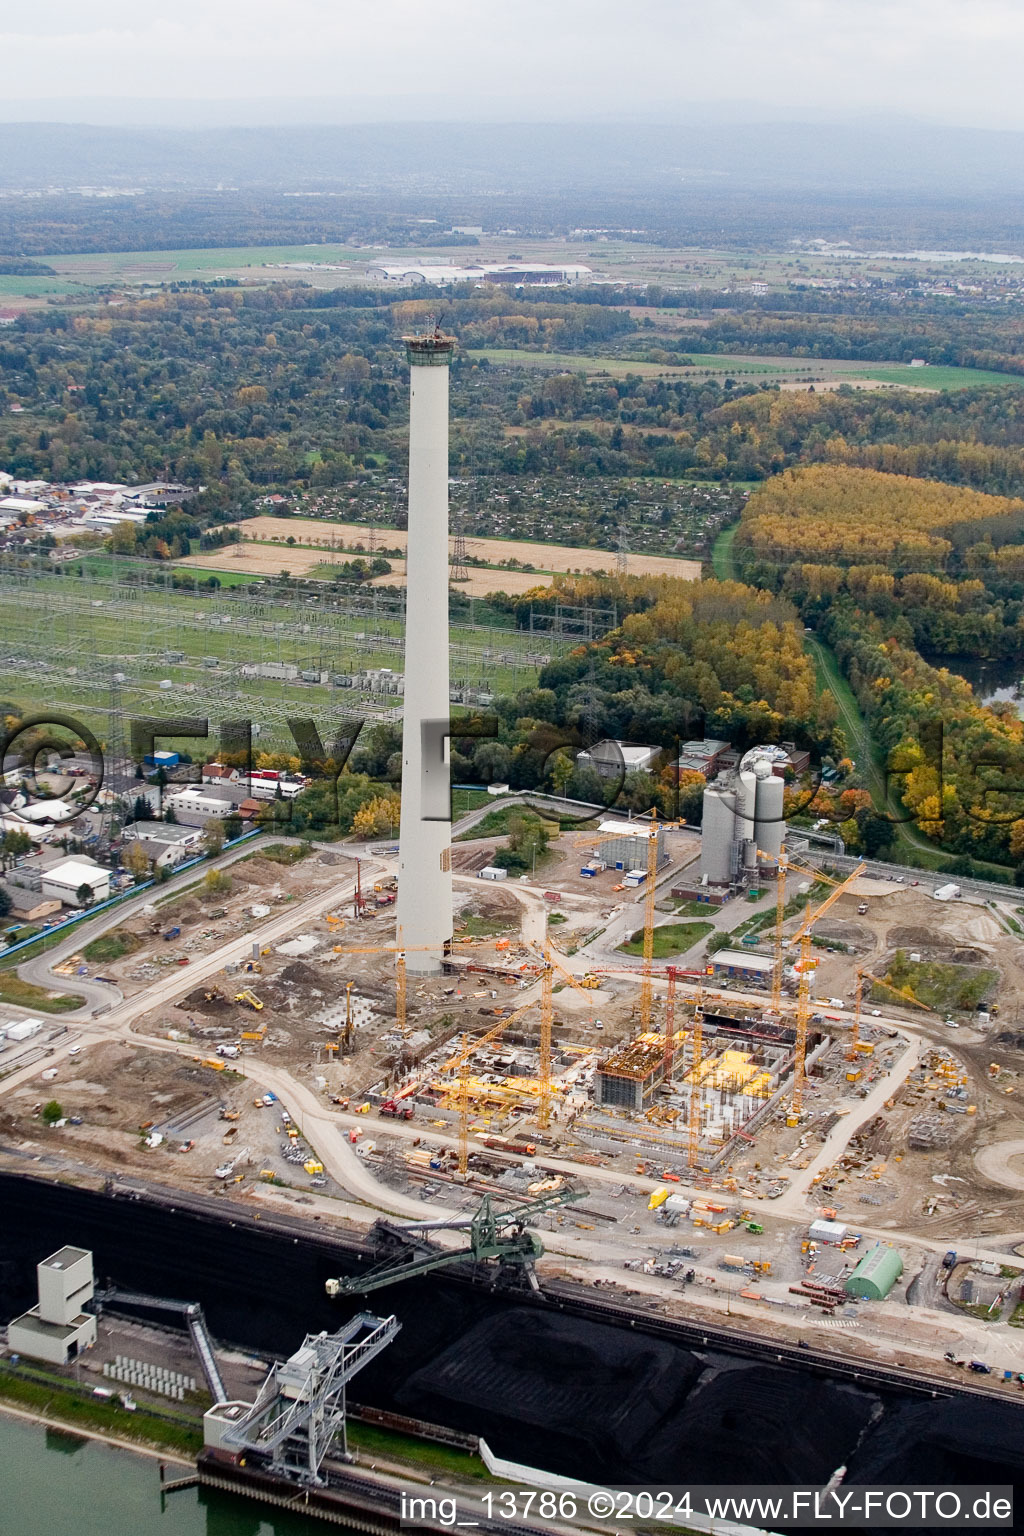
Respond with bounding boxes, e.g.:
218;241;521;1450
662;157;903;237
162;926;181;941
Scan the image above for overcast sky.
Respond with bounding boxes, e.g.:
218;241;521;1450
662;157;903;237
2;0;1022;128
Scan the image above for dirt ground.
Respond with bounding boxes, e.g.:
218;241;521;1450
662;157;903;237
178;516;701;589
57;847;351;1000
782;885;1010;1017
0;1041;245;1178
0;1039;350;1199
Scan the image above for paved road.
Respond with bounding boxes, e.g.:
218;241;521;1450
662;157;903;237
772;1033;923;1214
974;1140;1024;1193
6;806;1023;1379
0;860;380;1096
14;836;327;1017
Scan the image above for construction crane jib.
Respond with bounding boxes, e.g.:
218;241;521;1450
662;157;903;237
787;862;866;1122
638;813;661;1033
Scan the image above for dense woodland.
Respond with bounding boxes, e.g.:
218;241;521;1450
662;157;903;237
5;268;1024;869
10;286;1024;511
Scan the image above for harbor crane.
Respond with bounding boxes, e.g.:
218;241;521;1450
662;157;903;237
220;1312;400;1484
324;1187;584;1297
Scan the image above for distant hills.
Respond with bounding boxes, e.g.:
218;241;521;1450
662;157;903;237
5;119;1024;196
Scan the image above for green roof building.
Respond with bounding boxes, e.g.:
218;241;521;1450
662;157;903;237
844;1243;903;1301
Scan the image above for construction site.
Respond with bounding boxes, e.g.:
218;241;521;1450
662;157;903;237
11;332;1024;1526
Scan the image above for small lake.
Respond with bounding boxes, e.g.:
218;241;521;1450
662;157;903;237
924;652;1023;709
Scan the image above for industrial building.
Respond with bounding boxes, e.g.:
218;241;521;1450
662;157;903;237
594;1039;666;1111
41;859;110;907
676;748;787;903
365;261;592;285
589;1024;790;1159
587;818;667;873
844;1244;903;1300
8;1246;97;1364
162;788;235;823
122;819;206;868
395;332;455;974
575;740;662;779
673;739;731;777
711;950;775;987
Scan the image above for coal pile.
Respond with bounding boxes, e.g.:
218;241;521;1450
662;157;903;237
848;1396;1024;1486
2;1173;1024;1508
395;1310;703;1478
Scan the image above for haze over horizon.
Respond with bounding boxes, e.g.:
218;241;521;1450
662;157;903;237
2;0;1023;131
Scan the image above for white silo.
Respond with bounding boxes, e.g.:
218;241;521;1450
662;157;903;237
700;781;737;885
753;758;785;858
735;768;758;845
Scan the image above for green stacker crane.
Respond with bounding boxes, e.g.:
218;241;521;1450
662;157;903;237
325;1187;584;1298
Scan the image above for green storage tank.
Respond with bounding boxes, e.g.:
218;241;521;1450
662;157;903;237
844;1243;903;1301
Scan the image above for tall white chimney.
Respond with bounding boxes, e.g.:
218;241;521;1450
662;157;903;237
395;331;454;974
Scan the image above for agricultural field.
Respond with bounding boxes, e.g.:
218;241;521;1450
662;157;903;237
468;347;1024;393
178;515;702;586
282;479;742;563
10;234;1024;302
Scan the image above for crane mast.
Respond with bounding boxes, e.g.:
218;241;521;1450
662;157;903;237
638;815;660;1031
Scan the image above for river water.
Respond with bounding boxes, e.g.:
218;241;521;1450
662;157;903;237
0;1412;318;1536
2;1175;1024;1506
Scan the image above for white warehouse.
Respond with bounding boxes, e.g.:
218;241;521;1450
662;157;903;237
41;859;110;907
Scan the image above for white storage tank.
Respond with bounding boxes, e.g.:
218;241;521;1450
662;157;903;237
700;783;736;885
753;759;785;858
735;769;758;845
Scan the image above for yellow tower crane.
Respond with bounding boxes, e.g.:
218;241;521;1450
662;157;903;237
769;849;832;1016
687;983;705;1169
440;940;610;1175
439;974;549;1176
638;812;661;1032
662;965;678;1079
331;931;442;1035
851;965;933;1058
787;862;866;1122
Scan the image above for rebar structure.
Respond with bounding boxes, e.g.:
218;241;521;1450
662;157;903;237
688;990;705;1169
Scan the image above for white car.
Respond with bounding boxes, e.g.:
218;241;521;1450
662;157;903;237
68;1044;82;1055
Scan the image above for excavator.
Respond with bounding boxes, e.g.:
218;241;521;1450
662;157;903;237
325;1186;583;1297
